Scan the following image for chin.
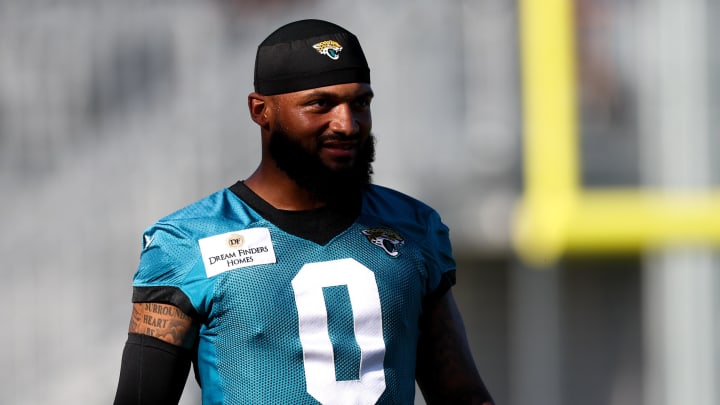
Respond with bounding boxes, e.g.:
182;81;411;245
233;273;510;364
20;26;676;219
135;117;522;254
323;160;356;172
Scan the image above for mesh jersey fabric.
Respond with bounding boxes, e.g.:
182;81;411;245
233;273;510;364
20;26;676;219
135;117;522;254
131;183;457;405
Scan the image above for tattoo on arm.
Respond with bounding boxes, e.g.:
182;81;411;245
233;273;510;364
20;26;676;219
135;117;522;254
128;303;196;348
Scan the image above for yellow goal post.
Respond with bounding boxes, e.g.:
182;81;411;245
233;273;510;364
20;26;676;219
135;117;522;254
513;0;720;267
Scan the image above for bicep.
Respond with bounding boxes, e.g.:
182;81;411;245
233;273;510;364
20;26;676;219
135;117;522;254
129;302;196;348
416;290;494;405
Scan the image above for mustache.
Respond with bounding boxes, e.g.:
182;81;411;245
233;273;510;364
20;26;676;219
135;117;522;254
318;133;362;143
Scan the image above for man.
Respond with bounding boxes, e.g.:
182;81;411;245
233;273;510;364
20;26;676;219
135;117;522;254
114;19;494;405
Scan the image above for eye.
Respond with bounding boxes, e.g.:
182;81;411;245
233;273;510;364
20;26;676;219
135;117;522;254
352;97;372;110
306;98;333;111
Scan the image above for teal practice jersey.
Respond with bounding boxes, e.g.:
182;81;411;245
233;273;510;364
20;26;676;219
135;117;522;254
132;182;456;405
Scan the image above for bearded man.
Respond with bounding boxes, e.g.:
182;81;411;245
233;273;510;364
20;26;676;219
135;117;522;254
114;19;494;405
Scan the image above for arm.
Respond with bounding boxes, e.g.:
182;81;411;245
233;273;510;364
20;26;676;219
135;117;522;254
416;290;495;405
114;302;197;405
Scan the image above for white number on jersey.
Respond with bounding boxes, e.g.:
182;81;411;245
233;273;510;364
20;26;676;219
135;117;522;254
292;258;387;405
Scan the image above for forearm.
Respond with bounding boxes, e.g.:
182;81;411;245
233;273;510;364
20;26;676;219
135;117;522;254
418;362;494;405
114;333;192;405
115;302;198;405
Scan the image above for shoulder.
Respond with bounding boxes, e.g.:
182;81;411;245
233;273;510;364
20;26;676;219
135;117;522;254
362;184;437;217
158;188;237;224
362;185;456;285
137;187;255;268
133;188;251;288
147;187;257;235
361;184;449;242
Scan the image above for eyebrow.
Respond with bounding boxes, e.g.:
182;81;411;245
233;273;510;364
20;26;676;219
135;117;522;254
301;88;375;101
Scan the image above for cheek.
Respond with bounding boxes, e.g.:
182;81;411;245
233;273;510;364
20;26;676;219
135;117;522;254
277;112;322;135
357;111;372;131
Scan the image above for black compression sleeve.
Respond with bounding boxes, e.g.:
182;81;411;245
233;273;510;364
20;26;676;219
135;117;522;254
114;333;193;405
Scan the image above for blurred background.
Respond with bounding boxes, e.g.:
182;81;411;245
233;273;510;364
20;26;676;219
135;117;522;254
1;0;718;404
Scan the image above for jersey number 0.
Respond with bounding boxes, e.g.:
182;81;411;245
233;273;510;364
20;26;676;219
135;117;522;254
292;258;387;405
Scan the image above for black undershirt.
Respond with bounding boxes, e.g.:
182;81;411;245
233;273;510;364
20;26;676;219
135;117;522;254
228;181;362;246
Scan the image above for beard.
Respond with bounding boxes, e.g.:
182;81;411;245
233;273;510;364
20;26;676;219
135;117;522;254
268;127;375;204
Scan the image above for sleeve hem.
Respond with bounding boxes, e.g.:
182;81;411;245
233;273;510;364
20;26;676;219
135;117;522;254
132;286;199;319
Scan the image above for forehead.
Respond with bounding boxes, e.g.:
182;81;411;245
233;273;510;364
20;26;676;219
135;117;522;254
276;82;374;101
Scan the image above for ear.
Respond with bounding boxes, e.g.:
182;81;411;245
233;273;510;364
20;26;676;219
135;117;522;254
248;92;270;128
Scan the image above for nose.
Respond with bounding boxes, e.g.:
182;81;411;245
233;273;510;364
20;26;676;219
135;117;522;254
329;103;359;137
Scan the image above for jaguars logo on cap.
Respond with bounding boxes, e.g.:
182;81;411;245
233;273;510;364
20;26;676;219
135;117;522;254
312;40;343;60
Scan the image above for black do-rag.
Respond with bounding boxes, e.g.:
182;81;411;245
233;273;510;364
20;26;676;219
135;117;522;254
254;19;370;95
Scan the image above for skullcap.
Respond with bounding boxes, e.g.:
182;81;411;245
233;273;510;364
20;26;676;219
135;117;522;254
254;19;370;95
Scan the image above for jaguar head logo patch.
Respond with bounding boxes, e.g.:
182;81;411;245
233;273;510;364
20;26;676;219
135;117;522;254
362;228;405;257
312;40;343;60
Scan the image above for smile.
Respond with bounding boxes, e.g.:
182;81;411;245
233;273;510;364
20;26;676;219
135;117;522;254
322;141;357;150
